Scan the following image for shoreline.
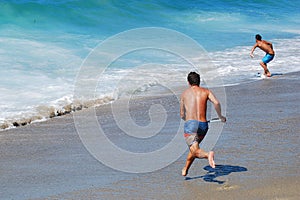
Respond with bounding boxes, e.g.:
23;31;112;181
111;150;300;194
1;71;299;200
1;66;296;132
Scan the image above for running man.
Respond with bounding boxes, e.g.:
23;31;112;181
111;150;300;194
180;72;226;176
250;34;275;77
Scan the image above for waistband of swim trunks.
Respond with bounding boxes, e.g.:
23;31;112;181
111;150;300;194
185;119;208;124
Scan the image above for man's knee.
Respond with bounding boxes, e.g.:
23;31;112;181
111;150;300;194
189;144;199;156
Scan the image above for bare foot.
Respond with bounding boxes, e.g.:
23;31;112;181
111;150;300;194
265;69;271;77
208;151;215;168
182;168;188;176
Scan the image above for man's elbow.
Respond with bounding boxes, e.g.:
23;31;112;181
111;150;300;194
180;113;185;120
214;101;220;107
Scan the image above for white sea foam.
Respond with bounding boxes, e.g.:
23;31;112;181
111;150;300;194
209;37;300;85
0;36;82;129
1;35;300;130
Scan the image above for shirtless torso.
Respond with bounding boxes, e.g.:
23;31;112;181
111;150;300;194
255;40;274;55
180;85;224;122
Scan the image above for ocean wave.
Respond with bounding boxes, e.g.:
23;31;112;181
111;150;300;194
0;78;169;131
0;96;114;130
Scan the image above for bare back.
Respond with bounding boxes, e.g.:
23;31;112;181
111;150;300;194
256;40;274;55
180;86;209;122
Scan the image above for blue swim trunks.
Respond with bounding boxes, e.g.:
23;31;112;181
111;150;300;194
262;53;274;64
184;120;209;146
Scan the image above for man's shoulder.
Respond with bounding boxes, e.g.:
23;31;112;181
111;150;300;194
257;41;263;45
181;88;190;96
199;86;210;92
262;40;271;44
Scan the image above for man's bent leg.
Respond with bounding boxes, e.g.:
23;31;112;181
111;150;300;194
260;62;271;77
190;142;208;159
190;143;216;169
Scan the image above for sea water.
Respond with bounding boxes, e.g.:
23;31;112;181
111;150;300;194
0;0;299;129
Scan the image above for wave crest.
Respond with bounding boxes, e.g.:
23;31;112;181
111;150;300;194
0;96;114;131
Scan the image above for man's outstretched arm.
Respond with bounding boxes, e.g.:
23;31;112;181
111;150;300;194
208;91;226;122
250;43;258;58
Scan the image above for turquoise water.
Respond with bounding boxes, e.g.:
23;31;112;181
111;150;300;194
1;0;299;49
0;0;300;128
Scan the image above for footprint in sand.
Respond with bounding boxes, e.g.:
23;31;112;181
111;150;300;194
216;183;239;191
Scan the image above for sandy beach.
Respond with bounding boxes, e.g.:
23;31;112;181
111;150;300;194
0;71;299;200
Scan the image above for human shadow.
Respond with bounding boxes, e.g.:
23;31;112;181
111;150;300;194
256;72;283;78
185;164;247;184
271;73;283;76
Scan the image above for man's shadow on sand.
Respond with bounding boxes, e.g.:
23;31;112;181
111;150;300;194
185;165;247;184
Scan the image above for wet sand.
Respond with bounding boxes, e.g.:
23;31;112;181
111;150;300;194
0;72;299;200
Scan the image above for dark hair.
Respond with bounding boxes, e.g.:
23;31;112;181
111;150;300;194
187;72;200;86
255;34;262;41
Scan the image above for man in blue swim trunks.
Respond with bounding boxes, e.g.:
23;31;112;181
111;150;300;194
180;72;226;176
250;34;275;77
